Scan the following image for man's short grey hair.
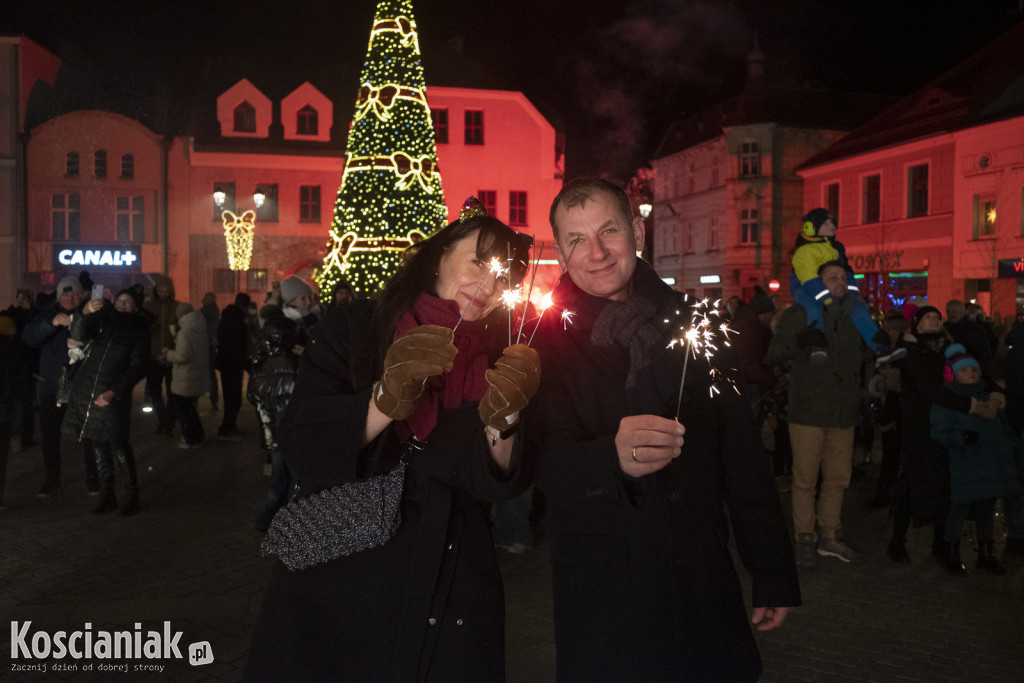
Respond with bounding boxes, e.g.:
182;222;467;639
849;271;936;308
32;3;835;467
548;177;633;242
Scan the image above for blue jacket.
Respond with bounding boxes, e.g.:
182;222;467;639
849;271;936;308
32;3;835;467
930;381;1021;504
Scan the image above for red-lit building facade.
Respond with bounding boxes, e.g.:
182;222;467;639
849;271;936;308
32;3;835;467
797;22;1024;322
649;49;893;302
8;46;564;305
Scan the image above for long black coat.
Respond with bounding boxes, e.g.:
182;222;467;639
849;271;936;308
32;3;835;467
245;301;527;682
532;267;800;683
896;331;972;523
60;306;149;444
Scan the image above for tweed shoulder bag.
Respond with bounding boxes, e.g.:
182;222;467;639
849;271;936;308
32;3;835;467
260;438;422;571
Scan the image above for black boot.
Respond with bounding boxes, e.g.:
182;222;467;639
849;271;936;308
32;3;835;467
114;446;140;516
92;444;117;514
887;534;910;563
976;542;1006;575
93;490;117;514
944;542;968;576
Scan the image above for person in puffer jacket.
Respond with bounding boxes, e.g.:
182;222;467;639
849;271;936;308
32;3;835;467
61;285;150;515
163;303;209;449
248;310;301;531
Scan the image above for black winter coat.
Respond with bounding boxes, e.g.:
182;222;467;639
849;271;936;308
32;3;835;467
896;331;972;523
532;265;800;683
216;304;250;371
61;306;149;444
247;315;300;452
245;301;527;682
22;301;79;396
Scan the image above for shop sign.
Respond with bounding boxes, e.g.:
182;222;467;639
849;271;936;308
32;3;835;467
851;251;903;271
53;245;140;271
997;257;1024;278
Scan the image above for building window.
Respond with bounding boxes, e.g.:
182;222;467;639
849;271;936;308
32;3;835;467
973;195;996;239
256;184;279;222
296;105;318;135
740;209;758;245
708;217;719;251
685;223;694;253
740;142;760;177
52;193;81;241
120;154;134;180
247;269;268;292
907;164;929;218
509;191;527;226
712;158;720;187
862;174;880;224
300;185;321;222
214;182;236;219
214;269;236;293
465;110;484;145
826;183;840;218
432;108;449;144
116;195;145;242
476;190;496;215
234;102;256;133
94;150;107;179
66;152;79;178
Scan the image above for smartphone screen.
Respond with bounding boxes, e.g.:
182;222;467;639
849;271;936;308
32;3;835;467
92;284;104;300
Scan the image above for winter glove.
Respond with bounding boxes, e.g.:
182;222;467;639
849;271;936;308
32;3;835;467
963;430;980;446
796;325;828;349
478;344;541;434
374;325;457;420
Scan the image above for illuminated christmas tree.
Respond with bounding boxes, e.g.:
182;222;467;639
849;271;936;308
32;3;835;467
317;0;447;299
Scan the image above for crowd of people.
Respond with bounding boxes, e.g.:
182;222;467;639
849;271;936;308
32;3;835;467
1;186;1022;681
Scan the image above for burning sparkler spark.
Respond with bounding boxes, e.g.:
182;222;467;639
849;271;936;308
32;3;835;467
670;298;736;419
560;309;576;330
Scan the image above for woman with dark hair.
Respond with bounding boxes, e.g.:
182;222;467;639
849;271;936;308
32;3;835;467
244;203;539;681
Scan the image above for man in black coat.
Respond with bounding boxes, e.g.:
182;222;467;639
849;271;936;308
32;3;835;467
532;178;800;682
22;277;97;496
216;292;250;441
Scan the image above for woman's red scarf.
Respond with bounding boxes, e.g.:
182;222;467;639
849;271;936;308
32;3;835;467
393;293;491;440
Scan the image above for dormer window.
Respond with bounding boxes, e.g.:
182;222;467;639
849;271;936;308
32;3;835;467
234;102;256;133
297;106;319;136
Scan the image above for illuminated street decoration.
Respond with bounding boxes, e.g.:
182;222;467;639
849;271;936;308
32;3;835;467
317;0;447;299
222;209;256;271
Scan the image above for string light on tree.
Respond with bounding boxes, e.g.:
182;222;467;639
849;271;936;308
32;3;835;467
316;0;447;300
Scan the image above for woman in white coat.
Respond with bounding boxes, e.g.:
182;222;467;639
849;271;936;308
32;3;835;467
163;303;209;449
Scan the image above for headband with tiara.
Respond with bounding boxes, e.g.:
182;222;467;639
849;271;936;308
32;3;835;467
459;196;488;221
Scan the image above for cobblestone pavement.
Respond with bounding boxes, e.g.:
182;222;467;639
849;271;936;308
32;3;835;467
2;398;1022;682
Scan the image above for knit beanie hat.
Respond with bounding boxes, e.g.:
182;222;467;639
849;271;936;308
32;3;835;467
944;343;979;382
748;286;774;314
910;305;941;333
281;276;313;305
117;284;145;311
78;270;94;291
801;208;835;236
56;276;84;296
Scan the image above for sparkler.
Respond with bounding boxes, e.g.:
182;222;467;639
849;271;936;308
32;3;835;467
560;309;576;330
525;292;557;347
453;257;506;332
515;243;544;344
500;287;522;346
669;298;735;419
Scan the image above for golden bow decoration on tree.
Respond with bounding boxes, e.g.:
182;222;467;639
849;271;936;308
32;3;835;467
355;85;399;121
221;209;256;271
371;16;420;52
392;153;437;193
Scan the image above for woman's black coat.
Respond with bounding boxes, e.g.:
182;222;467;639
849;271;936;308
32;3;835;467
61;306;149;444
244;301;527;682
896;331;972;523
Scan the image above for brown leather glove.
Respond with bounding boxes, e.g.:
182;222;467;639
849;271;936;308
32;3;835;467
374;325;457;420
478;344;541;433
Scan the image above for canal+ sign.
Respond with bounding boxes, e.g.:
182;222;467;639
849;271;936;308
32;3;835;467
54;245;141;271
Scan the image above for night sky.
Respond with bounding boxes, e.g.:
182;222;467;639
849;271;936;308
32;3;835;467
5;0;1022;180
